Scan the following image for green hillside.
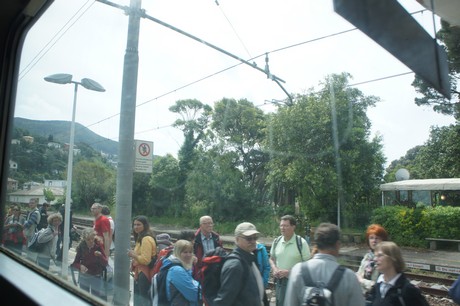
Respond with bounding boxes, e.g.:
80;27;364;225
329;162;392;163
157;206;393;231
13;117;118;155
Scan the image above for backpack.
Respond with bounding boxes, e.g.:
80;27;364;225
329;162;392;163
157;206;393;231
301;264;345;306
201;247;247;306
272;234;305;261
27;228;47;252
37;208;48;230
150;260;182;306
449;274;460;304
149;244;174;279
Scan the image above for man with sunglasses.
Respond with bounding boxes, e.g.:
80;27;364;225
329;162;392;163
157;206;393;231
213;222;268;306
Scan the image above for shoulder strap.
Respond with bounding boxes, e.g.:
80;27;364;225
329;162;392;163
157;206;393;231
295;235;303;261
301;263;315;286
326;266;345;291
272;236;283;260
397;288;406;306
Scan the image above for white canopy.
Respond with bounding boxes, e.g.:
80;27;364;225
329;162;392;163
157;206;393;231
380;178;460;191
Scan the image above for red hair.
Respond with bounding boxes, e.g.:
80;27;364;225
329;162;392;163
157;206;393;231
365;224;388;247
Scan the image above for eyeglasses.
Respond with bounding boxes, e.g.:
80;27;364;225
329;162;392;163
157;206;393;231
239;235;258;242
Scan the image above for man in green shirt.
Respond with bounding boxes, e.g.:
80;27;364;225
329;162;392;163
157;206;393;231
269;215;310;306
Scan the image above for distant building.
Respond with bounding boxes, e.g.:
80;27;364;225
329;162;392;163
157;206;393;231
63;143;80;155
380;178;460;207
7;178;18;191
44;179;67;188
22;136;34;143
47;142;61;149
8;185;64;205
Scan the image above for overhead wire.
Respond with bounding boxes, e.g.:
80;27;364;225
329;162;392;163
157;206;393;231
23;4;430;148
214;0;253;59
18;0;96;81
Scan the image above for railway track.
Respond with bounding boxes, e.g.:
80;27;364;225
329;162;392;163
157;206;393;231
73;216;456;299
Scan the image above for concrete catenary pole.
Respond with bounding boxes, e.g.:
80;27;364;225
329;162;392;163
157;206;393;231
112;0;141;304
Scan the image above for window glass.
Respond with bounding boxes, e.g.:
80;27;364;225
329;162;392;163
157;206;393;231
2;0;458;304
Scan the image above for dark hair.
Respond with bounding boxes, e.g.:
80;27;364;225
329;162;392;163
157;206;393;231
132;215;153;244
179;230;195;241
101;205;110;216
314;223;340;250
280;215;297;226
365;224;388;247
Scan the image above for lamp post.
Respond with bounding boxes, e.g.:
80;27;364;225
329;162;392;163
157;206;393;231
44;73;105;279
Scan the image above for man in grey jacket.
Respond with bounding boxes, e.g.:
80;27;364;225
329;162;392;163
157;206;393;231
284;223;365;306
214;222;268;306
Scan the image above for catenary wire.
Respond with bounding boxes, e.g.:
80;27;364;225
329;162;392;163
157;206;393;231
18;0;96;81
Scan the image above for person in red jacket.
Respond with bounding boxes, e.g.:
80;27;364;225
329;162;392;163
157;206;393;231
192;215;222;281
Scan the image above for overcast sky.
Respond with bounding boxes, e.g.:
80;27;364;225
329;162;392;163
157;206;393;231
15;0;456;165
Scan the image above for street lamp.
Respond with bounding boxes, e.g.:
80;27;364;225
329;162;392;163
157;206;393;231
44;73;105;279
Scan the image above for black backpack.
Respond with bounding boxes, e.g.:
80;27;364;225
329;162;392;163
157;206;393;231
301;264;345;306
201;247;247;306
151;260;182;306
37;208;48;230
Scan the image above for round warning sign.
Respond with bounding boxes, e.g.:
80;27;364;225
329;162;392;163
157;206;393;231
138;142;151;157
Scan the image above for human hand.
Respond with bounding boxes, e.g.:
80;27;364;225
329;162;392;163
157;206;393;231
278;269;289;278
80;265;88;273
94;251;102;257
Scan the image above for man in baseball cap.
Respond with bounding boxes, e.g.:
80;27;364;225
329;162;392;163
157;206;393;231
214;222;268;306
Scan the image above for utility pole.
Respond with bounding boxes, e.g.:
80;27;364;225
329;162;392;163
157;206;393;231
112;0;141;304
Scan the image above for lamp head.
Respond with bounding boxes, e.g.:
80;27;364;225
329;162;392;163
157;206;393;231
81;78;105;92
44;73;73;84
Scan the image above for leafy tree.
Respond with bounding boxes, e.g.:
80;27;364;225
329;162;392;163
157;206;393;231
185;148;257;221
72;159;115;210
266;73;385;226
386;125;460;180
412;20;460;119
169;99;212;210
211;98;269;203
384;146;423;182
413;125;460;178
43;188;55;203
149;154;181;216
132;172;153;215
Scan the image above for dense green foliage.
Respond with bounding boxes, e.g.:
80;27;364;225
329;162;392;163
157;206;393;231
385;124;460;181
10;70;459;236
412;20;460;120
372;206;460;248
266;73;385;227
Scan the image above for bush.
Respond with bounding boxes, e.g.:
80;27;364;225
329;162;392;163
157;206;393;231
371;205;460;248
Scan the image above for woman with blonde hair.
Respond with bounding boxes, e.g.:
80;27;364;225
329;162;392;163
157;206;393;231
164;239;201;305
71;228;108;300
36;212;62;270
367;241;429;306
356;224;389;294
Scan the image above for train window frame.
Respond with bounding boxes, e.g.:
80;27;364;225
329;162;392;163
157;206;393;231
0;1;102;305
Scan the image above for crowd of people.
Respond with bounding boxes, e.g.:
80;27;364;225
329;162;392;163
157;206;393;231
2;198;434;306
